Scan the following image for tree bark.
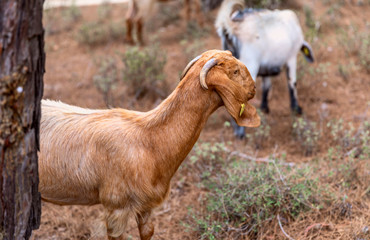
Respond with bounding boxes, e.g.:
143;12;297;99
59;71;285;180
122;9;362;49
0;0;44;239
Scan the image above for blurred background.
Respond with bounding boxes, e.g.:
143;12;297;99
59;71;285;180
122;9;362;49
32;0;369;239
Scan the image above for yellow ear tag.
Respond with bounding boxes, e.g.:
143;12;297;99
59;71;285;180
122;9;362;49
304;47;309;56
239;103;245;117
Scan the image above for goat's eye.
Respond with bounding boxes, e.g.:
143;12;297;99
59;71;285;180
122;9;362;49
234;70;239;74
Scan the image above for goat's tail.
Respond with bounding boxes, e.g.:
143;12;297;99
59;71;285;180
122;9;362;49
215;0;244;37
301;41;314;63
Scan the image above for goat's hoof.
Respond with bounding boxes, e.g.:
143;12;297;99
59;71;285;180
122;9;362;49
260;105;269;114
234;133;245;139
292;106;303;115
233;127;245;139
124;38;135;45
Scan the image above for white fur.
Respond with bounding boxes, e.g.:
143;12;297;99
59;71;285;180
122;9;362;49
215;1;304;81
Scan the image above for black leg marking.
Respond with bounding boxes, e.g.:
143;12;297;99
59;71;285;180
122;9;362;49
288;82;302;114
231;119;245;139
260;77;271;114
260;87;270;114
286;67;302;114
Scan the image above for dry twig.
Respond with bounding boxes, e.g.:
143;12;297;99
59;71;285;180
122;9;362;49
223;147;295;166
277;214;295;240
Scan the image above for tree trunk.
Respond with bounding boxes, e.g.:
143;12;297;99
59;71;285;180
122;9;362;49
0;0;44;239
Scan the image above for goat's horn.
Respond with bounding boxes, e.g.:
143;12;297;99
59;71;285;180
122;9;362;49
180;55;202;81
199;58;218;90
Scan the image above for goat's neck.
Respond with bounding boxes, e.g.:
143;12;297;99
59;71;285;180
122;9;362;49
140;81;221;179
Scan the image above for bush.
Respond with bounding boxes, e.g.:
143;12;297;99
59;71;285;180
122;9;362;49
180;39;207;63
246;110;270;149
359;34;370;73
292;117;320;156
186;143;330;239
43;3;81;35
327;118;370;159
121;44;167;99
97;1;113;22
93;57;119;107
185;20;210;40
77;21;124;46
187;142;229;181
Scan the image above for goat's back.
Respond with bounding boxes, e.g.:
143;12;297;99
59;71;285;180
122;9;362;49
38;100;139;205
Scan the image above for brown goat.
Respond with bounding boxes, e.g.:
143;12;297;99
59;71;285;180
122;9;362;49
38;50;260;239
125;0;203;44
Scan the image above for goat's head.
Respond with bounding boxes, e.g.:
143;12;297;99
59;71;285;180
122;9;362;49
181;50;260;128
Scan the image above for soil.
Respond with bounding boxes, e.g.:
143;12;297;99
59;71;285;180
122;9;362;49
31;0;369;239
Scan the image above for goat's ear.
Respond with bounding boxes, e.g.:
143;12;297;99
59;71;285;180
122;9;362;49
231;10;244;22
209;72;260;128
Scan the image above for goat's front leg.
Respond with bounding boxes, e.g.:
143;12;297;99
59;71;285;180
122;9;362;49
108;234;126;240
105;208;130;240
136;17;144;45
136;210;154;240
125;18;134;45
286;57;302;114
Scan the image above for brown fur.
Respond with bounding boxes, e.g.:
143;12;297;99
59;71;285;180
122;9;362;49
38;50;260;239
125;0;203;45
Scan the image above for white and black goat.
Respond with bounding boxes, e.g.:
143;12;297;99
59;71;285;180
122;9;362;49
215;0;314;138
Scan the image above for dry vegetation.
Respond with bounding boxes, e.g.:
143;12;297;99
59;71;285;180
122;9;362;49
32;0;369;239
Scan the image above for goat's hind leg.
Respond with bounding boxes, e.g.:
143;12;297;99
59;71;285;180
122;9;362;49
260;77;271;114
125;0;137;45
286;58;302;114
136;210;154;240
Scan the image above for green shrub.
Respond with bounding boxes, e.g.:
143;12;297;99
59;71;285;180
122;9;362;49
338;62;358;82
97;1;113;22
93;57;118;107
180;39;206;63
187;145;330;239
77;21;124;46
121;44;167;99
246;110;270;149
327;118;356;151
292;117;320;156
157;1;181;27
62;2;81;23
337;24;369;73
358;120;370;159
43;3;81;35
77;22;107;46
359;34;370;73
326;118;369;159
187;142;229;181
304;5;316;29
183;20;210;40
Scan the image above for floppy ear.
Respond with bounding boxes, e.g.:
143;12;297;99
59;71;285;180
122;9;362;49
208;71;260;128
